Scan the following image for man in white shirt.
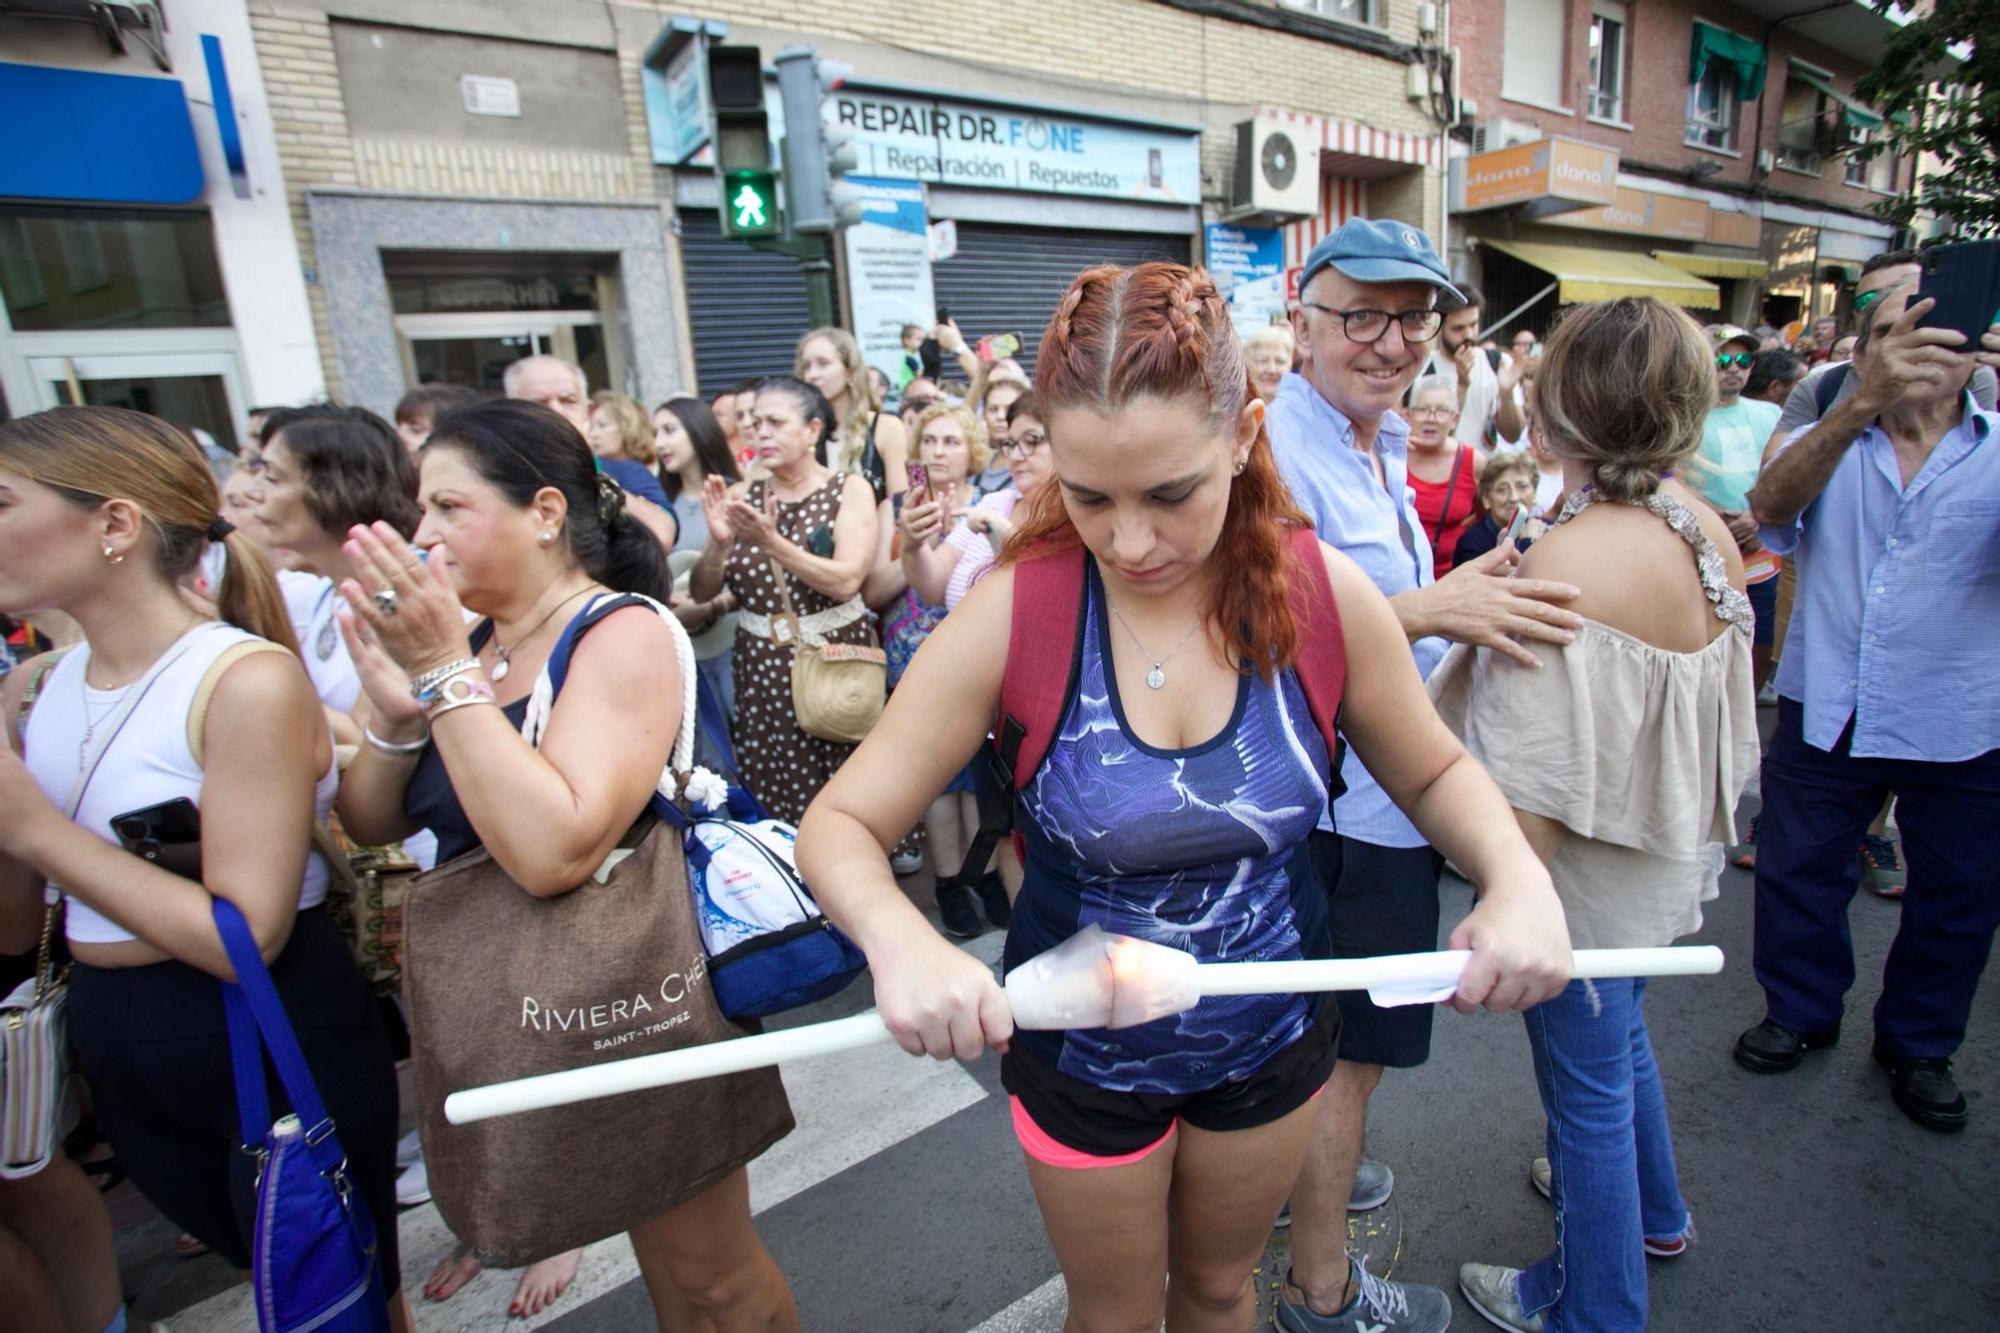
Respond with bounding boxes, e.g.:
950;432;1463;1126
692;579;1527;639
1420;284;1526;451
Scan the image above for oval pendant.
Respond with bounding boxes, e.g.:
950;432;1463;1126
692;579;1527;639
315;619;337;661
490;658;510;682
1146;666;1166;690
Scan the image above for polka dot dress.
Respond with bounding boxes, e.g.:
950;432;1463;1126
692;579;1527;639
726;474;879;825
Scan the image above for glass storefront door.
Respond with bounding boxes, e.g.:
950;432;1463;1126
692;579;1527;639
395;313;608;396
22;349;247;446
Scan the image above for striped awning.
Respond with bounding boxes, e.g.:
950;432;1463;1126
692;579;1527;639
1259;108;1440;171
1482;239;1721;309
1651;250;1770;280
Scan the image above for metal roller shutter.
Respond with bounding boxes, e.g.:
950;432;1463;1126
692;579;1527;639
931;222;1192;374
678;209;831;394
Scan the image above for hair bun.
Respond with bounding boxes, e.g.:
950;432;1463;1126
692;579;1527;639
1590;459;1661;503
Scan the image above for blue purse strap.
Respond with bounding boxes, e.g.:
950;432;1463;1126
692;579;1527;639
214;898;345;1177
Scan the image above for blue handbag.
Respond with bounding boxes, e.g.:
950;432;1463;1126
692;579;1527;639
664;785;866;1020
214;899;390;1333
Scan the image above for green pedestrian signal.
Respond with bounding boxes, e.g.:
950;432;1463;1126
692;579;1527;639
721;170;779;238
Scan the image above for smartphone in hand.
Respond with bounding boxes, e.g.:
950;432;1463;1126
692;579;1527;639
1917;240;2000;347
906;460;928;509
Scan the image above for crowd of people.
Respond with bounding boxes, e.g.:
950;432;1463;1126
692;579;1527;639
0;217;1994;1333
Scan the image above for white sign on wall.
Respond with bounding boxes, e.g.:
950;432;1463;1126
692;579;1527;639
460;75;521;119
829;90;1201;204
842;178;937;392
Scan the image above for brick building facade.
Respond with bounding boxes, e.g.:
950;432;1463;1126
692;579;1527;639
1447;0;1909;336
236;0;1460;413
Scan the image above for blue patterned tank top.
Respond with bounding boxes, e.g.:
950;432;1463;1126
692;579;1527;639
1002;559;1333;1094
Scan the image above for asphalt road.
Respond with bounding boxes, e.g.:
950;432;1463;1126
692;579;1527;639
131;795;1997;1331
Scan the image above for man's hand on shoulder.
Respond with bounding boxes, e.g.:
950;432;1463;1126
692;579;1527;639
1392;544;1582;668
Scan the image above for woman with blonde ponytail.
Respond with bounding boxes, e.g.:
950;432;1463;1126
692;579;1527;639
797;325;910;499
0;406;409;1329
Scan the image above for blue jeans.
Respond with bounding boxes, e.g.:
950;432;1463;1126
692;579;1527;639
1515;979;1690;1332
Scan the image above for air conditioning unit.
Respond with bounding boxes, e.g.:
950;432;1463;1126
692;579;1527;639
1470;118;1542;154
1232;117;1319;218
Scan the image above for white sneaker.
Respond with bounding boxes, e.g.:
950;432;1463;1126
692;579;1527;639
396;1159;431;1207
396;1128;422;1170
890;848;924;875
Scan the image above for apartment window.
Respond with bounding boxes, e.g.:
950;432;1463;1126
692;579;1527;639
1843;128;1901;192
1588;6;1627;121
1504;0;1568;109
1685;62;1735;150
1282;0;1380;27
1777;69;1829;173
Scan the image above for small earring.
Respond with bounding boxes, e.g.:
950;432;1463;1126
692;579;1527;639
103;545;125;565
1232;460;1247;477
539;531;555;546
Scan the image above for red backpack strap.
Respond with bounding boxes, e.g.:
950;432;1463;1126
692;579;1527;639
962;546;1089;878
992;545;1090;792
1285;526;1348;781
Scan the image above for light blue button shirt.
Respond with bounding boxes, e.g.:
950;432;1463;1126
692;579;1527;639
1266;372;1448;848
1760;395;2000;762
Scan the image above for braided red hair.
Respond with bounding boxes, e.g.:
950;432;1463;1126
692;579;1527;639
1002;263;1311;677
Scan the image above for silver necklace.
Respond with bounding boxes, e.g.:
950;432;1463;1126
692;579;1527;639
1105;596;1203;690
488;587;594;682
76;670;124;774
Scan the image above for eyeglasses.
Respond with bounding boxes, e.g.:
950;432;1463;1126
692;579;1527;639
1716;352;1755;369
1408;405;1457;419
1853;289;1886;316
1299;301;1443;345
998;429;1048;458
901;396;939;415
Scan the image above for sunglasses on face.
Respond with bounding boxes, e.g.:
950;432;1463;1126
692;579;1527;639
902;397;939;414
1716;352;1755;369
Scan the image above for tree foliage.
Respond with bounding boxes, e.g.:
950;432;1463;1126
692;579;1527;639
1854;0;1997;238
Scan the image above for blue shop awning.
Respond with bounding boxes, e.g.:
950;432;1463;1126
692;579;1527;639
0;62;203;205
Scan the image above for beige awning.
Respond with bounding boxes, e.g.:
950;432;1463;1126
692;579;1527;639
1650;250;1770;280
1482;239;1722;309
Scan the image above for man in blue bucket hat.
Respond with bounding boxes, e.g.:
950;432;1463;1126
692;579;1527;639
1267;219;1586;1333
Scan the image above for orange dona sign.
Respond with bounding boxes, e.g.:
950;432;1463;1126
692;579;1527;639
1708;209;1762;249
1545;186;1711;242
1462;138;1620;212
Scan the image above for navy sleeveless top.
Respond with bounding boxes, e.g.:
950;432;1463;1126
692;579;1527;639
1002;559;1333;1094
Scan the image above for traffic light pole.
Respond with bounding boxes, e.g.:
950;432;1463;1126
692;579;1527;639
749;232;837;329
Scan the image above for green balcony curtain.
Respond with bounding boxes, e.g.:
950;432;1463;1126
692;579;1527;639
1690;22;1767;103
1789;65;1886;130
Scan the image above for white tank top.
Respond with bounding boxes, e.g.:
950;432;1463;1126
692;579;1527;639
279;569;362;713
21;621;338;945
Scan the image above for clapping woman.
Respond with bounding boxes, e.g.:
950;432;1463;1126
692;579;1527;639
332;397;798;1330
687;378;880;825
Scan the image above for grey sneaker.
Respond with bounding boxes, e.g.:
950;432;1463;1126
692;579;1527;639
1277;1257;1450;1333
1350;1156;1394;1211
1459;1263;1542;1333
1529;1156;1551;1200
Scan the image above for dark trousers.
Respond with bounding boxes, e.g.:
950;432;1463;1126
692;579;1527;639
1754;698;2000;1058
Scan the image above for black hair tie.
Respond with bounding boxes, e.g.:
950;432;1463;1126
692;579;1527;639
207;516;235;542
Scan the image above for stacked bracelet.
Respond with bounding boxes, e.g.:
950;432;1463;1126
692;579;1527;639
409;657;481;707
364;722;430;756
425;673;498;720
